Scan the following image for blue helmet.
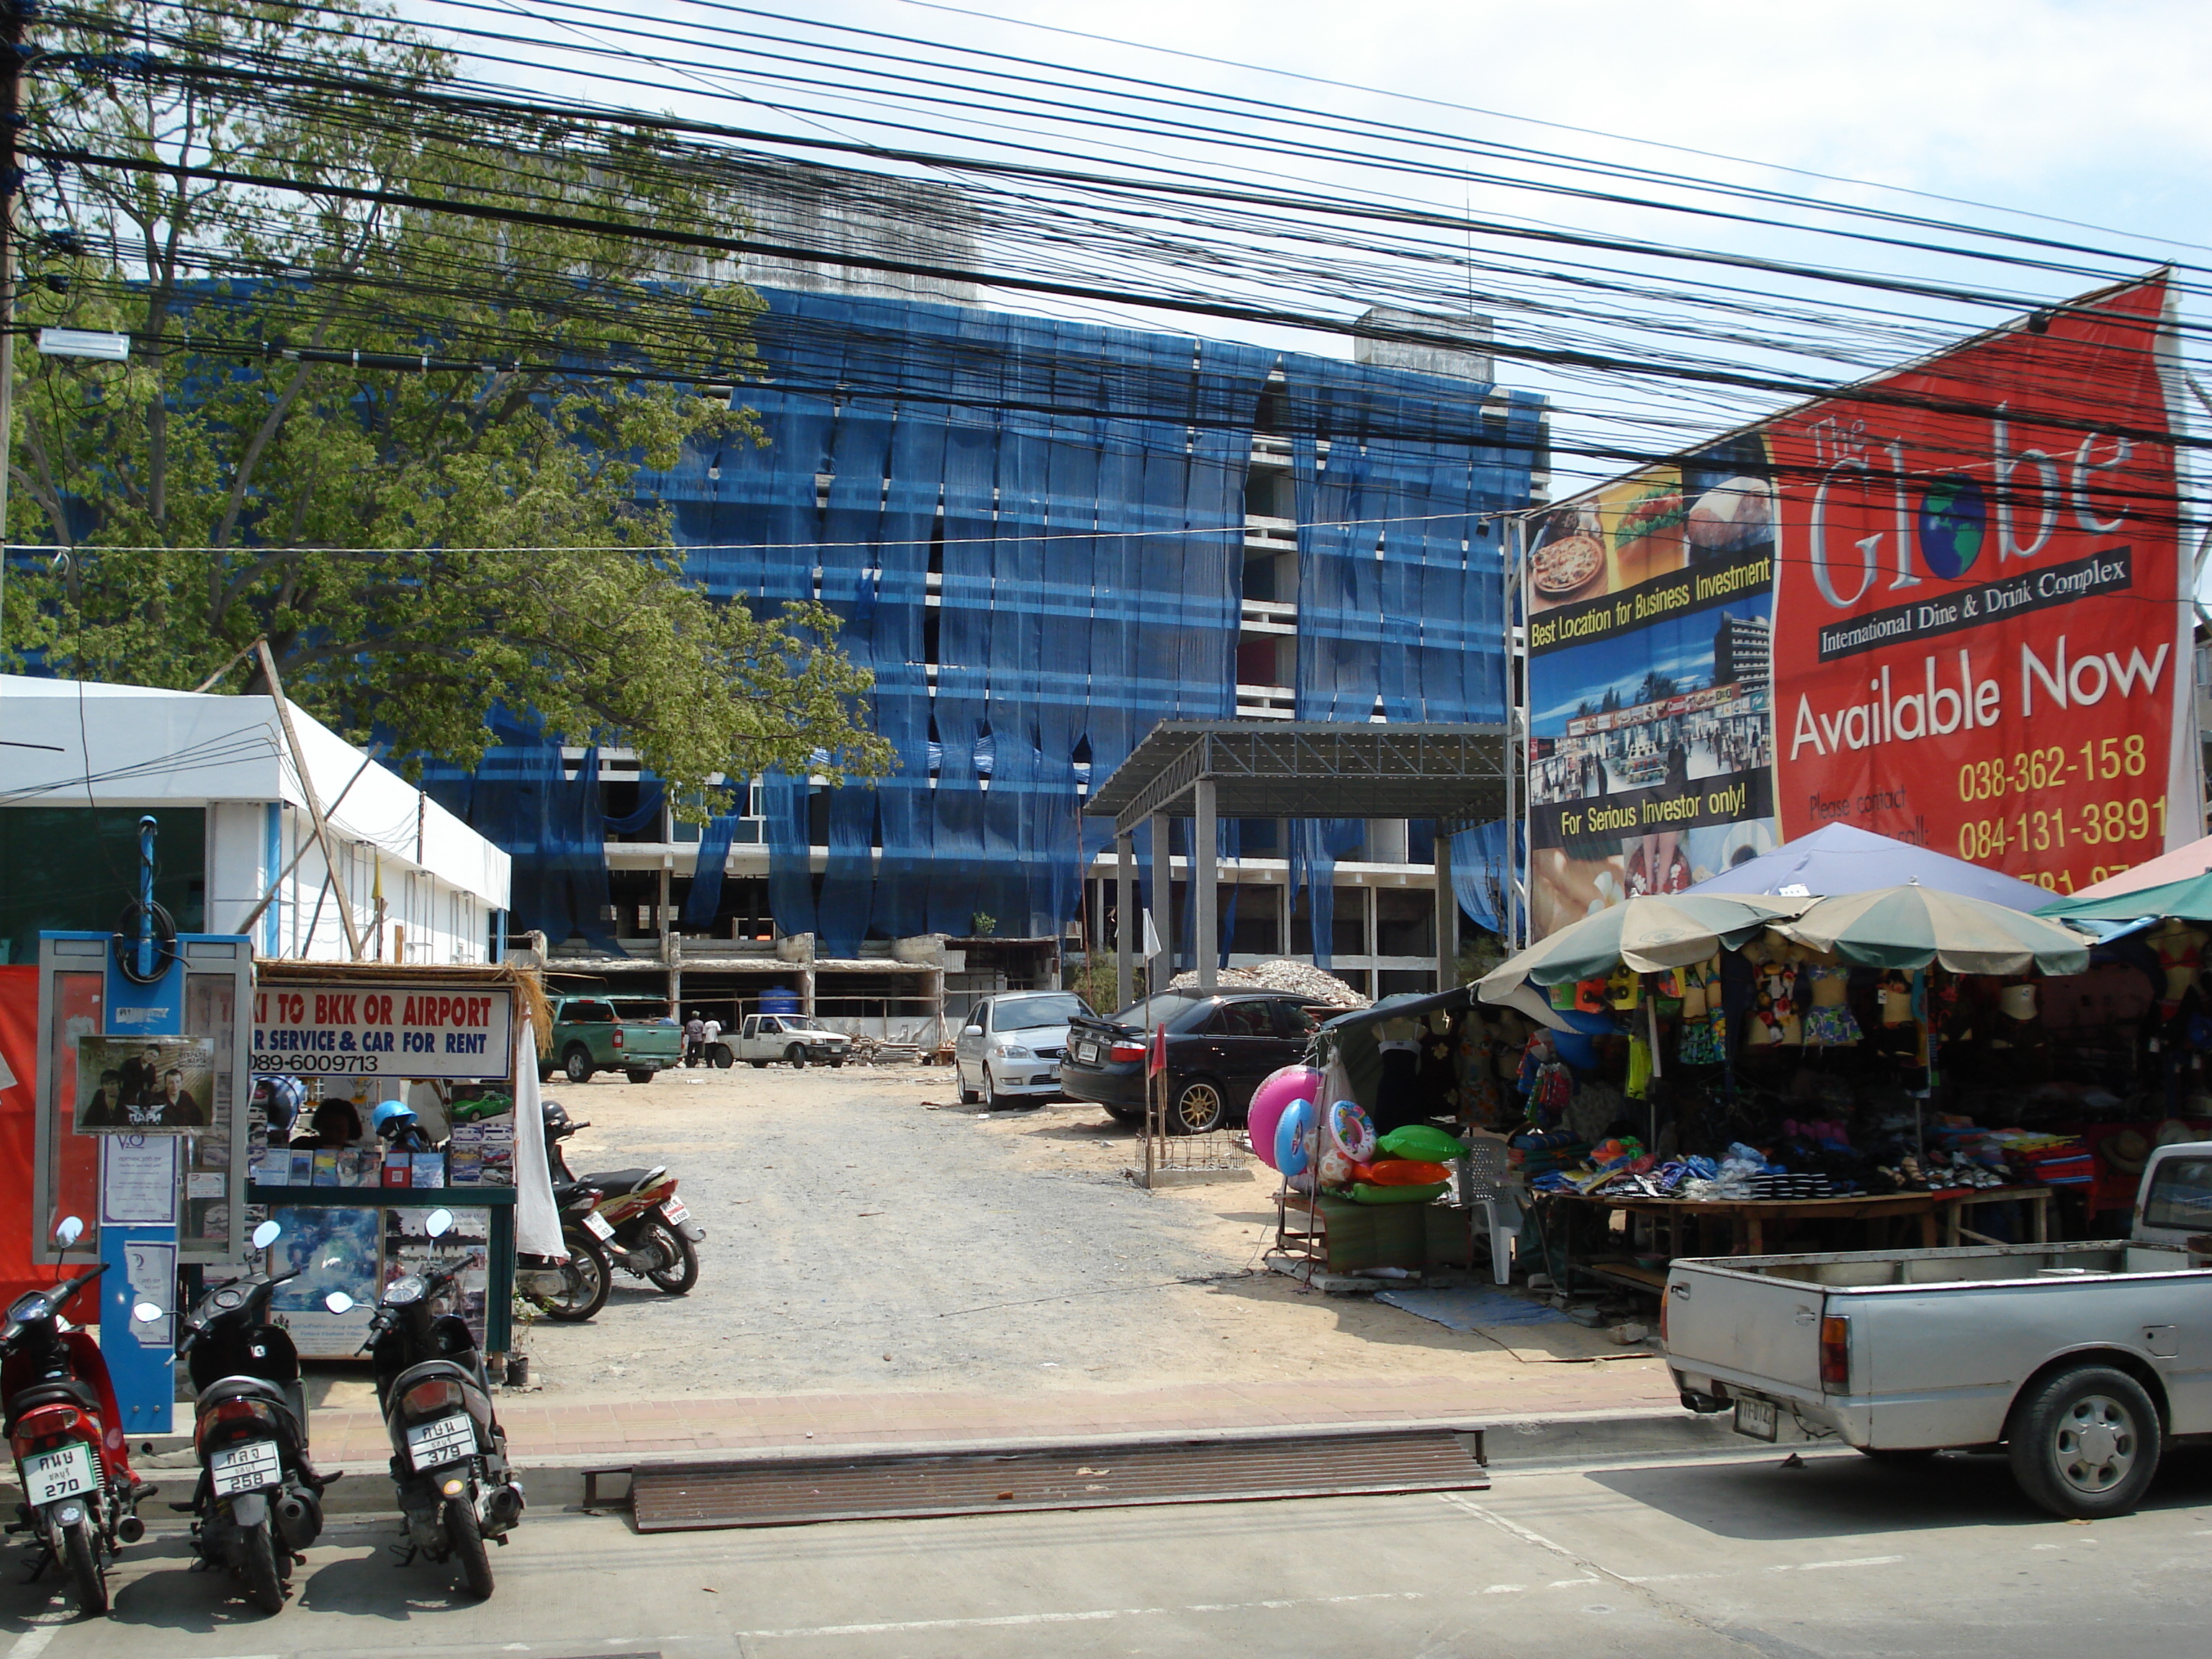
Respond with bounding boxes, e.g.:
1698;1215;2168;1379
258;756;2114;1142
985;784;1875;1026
370;1100;417;1138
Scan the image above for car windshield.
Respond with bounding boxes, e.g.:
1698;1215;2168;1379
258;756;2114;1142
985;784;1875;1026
994;994;1086;1032
1105;994;1202;1030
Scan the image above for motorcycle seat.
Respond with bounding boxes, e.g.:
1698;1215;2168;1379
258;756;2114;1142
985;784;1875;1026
4;1377;98;1431
572;1166;661;1195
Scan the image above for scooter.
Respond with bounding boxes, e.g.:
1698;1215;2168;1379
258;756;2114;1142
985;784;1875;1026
322;1210;523;1600
3;1218;149;1617
513;1183;614;1324
542;1100;705;1295
135;1218;328;1613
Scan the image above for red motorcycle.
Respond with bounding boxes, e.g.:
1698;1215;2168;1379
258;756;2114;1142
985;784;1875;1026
542;1102;703;1295
3;1220;151;1617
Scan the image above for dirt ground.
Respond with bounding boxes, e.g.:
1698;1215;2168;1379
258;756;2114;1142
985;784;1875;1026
444;1062;1665;1404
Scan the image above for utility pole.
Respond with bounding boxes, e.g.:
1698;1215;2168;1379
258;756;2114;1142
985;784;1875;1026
0;1;27;650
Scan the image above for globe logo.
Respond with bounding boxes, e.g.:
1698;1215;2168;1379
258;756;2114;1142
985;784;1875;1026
1916;473;1986;580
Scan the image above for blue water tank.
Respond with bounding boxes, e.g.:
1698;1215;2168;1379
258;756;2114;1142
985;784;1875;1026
757;987;800;1015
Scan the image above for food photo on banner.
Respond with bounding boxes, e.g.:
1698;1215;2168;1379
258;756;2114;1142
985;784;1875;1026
73;1034;215;1132
1524;436;1780;939
1521;272;2189;942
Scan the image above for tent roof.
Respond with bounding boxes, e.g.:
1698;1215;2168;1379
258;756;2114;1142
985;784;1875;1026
1084;721;1508;837
1683;822;2051;912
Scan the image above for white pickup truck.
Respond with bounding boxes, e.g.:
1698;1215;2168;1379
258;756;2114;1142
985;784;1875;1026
1664;1140;2212;1519
727;1013;851;1069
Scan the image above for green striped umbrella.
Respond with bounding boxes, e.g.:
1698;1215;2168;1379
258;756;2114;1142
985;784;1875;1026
2036;871;2212;923
1781;882;2090;974
1477;893;1811;1011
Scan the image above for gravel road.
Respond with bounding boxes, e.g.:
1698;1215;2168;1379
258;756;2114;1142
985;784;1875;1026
494;1064;1653;1401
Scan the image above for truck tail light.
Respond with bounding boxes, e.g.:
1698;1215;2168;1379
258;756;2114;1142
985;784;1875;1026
1819;1315;1851;1391
612;1030;625;1050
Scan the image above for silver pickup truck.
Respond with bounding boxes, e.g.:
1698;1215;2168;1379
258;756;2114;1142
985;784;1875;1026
1664;1140;2212;1519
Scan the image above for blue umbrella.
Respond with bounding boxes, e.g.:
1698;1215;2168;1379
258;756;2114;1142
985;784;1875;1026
1683;823;2053;912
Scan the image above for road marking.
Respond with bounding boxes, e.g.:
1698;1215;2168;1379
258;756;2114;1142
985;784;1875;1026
1786;1556;1905;1572
7;1627;62;1659
737;1590;1426;1639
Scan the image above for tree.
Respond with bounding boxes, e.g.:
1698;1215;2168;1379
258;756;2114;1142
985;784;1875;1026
5;0;891;807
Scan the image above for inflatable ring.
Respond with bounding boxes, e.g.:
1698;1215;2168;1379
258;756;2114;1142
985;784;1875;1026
1275;1099;1316;1177
1326;1100;1376;1162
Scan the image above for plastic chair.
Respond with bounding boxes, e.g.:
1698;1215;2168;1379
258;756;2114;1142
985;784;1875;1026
1459;1137;1518;1285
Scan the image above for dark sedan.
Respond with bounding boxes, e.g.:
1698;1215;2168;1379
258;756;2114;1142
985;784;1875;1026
1060;992;1322;1135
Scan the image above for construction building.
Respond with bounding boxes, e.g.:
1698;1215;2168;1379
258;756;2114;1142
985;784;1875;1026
427;167;1545;1038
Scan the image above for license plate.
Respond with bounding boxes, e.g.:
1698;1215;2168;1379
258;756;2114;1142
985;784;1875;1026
1733;1396;1779;1442
583;1210;616;1241
662;1197;691;1225
210;1439;282;1498
405;1413;477;1472
19;1442;96;1504
1077;1042;1098;1064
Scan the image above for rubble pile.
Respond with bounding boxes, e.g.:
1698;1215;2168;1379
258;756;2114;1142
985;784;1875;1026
1166;959;1371;1010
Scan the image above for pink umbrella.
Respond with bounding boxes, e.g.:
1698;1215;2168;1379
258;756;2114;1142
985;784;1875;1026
2068;833;2212;900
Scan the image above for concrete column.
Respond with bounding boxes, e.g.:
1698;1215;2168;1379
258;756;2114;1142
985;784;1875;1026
1115;831;1136;1010
1193;779;1218;991
1434;829;1457;992
1146;812;1172;993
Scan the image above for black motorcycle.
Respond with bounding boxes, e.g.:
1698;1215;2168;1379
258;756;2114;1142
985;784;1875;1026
513;1182;614;1324
321;1210;523;1600
543;1100;705;1297
139;1218;328;1613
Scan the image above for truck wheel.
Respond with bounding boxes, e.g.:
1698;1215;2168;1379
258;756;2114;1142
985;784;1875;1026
710;1045;732;1069
625;1069;655;1085
784;1045;806;1069
2008;1364;2160;1519
563;1046;593;1084
749;1058;768;1069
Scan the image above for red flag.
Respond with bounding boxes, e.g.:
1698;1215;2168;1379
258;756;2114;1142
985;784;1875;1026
1147;1022;1167;1078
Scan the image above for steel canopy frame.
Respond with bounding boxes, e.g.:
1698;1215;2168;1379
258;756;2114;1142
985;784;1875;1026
1084;721;1509;1000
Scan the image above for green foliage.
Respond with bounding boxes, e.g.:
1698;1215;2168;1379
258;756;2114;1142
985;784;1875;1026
6;0;891;806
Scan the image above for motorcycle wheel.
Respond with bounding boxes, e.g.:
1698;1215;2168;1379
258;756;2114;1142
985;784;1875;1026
444;1495;495;1600
644;1220;700;1295
62;1516;108;1617
243;1518;285;1614
541;1233;612;1322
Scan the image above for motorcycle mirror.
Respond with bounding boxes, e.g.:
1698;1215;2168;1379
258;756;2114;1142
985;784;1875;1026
251;1219;282;1250
53;1216;84;1247
130;1301;163;1324
424;1208;455;1238
323;1292;355;1314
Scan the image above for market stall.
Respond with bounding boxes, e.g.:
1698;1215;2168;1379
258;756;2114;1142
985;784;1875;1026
1472;839;2111;1293
243;961;554;1359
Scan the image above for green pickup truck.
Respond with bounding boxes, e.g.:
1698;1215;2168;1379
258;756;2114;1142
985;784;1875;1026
543;994;685;1084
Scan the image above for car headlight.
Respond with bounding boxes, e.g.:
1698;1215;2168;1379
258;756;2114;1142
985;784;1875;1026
992;1043;1034;1060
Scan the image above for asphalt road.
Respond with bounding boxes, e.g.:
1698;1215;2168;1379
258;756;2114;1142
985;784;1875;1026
12;1440;2212;1658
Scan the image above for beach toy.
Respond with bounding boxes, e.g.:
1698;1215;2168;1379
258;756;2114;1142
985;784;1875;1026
1376;1124;1470;1164
1317;1148;1357;1189
1274;1099;1316;1177
1247;1066;1321;1171
1324;1100;1377;1161
1352;1159;1452;1187
1348;1180;1450;1205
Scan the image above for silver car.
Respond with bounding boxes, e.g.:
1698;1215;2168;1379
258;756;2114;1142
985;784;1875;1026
953;992;1090;1109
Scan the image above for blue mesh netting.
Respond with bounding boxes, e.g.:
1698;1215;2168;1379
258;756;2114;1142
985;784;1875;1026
437;290;1534;953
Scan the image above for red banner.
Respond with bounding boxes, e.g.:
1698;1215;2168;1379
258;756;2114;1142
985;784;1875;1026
1768;276;2191;894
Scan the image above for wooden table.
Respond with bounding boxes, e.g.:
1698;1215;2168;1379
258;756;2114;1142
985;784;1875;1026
1543;1184;2055;1264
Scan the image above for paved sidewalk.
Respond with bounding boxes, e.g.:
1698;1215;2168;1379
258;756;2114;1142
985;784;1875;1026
307;1361;1678;1467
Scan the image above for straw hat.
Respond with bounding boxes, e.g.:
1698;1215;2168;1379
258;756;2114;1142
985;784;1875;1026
2100;1129;2152;1175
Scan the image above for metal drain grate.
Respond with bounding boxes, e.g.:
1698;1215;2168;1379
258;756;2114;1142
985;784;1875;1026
629;1426;1487;1532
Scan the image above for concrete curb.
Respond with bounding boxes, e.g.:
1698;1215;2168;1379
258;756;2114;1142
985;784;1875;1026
274;1406;1753;1519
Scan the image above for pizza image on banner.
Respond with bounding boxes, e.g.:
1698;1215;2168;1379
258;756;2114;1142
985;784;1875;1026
1768;274;2192;894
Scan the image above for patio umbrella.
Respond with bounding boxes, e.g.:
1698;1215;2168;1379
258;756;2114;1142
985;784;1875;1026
1779;882;2090;975
2036;870;2212;924
2051;832;2212;903
1683;822;2055;912
1477;892;1811;1008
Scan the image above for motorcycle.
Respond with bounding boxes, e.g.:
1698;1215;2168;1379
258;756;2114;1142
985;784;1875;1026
322;1209;523;1600
134;1218;328;1614
542;1100;705;1295
3;1218;150;1617
512;1183;614;1324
